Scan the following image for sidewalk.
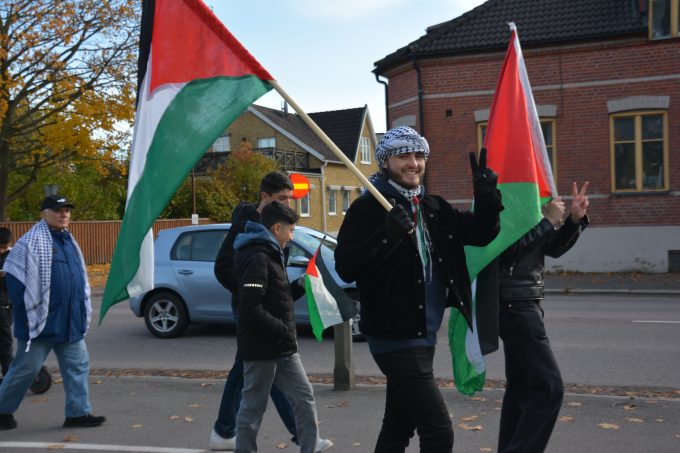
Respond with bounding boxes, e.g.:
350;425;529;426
544;271;680;295
1;375;678;453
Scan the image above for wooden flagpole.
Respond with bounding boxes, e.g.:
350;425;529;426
269;80;392;212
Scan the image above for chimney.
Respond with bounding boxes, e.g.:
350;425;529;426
282;101;288;115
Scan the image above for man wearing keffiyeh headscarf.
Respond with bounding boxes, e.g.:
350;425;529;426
335;126;503;453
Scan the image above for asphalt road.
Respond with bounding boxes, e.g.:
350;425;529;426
47;293;680;390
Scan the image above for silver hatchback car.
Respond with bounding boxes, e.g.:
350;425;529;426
128;224;362;340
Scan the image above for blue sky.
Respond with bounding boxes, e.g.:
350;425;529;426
205;0;487;133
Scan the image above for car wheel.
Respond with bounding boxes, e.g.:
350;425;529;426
346;290;366;342
144;292;189;339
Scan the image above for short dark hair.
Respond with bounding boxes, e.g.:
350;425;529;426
261;201;299;229
0;227;12;245
259;172;293;195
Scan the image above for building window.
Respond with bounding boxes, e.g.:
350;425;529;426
342;190;350;213
650;0;679;39
213;134;230;152
611;112;668;192
328;189;337;215
299;193;310;217
257;137;276;148
477;120;557;178
359;136;371;164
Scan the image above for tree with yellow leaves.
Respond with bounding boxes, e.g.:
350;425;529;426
0;0;139;220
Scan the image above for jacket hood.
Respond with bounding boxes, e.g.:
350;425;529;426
233;221;284;263
232;202;259;224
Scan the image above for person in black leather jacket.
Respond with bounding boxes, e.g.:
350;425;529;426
335;126;503;453
497;182;589;453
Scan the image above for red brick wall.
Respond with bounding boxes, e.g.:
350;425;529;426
383;37;680;226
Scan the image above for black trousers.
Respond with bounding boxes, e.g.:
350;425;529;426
498;300;564;453
0;304;13;376
372;346;453;453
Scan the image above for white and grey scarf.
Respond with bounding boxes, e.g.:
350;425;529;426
2;220;91;348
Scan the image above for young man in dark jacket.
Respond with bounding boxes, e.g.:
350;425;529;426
335;126;503;453
497;182;589;453
210;172;331;452
234;202;328;453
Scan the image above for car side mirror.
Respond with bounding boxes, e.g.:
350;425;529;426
288;256;310;268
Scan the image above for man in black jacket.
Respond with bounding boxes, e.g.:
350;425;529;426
335;126;503;453
497;182;589;453
234;202;328;453
210;172;331;452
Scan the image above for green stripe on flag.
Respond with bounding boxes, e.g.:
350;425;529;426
450;182;547;395
100;75;271;321
305;275;325;342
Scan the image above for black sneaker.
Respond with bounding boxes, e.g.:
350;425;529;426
0;413;17;430
63;413;106;428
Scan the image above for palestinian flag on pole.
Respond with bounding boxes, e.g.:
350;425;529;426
449;23;557;395
100;0;273;321
304;243;358;342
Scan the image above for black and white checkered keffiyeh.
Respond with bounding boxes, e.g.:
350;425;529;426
2;220;91;347
375;126;430;166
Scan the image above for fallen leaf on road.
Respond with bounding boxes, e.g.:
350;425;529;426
625;418;644;423
63;435;79;442
54;378;63;384
567;402;582;407
188;403;202;408
674;434;680;439
470;397;487;402
598;423;620;430
645;400;657;404
336;401;350;407
656;418;664;423
184;416;193;423
93;380;103;385
200;382;215;387
31;397;49;403
131;424;143;429
276;442;288;449
480;448;493;452
559;416;574;423
169;415;180;420
129;392;137;395
461;415;479;422
623;404;636;410
352;443;361;447
459;423;483;431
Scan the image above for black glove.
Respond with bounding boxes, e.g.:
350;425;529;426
385;200;414;241
469;147;498;199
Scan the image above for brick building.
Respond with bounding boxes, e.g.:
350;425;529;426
373;0;680;272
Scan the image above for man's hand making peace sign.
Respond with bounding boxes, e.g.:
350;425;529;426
570;181;589;223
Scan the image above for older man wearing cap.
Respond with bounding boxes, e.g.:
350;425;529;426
0;194;105;431
335;127;503;452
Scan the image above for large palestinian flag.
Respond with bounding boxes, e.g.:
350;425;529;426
100;0;273;320
449;23;557;395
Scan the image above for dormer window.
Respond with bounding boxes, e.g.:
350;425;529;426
650;0;679;39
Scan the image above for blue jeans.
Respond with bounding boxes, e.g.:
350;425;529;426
236;353;319;453
0;339;92;417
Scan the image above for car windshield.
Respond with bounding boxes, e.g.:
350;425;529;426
293;230;337;262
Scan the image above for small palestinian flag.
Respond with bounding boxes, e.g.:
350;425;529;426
304;243;357;342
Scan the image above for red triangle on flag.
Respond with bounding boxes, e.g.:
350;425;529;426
150;0;273;93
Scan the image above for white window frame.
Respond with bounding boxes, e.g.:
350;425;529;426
213;134;230;152
299;193;310;217
359;136;371;164
342;189;350;214
328;189;337;215
257;137;276;148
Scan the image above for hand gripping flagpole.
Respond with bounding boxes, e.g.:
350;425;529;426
268;80;393;212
